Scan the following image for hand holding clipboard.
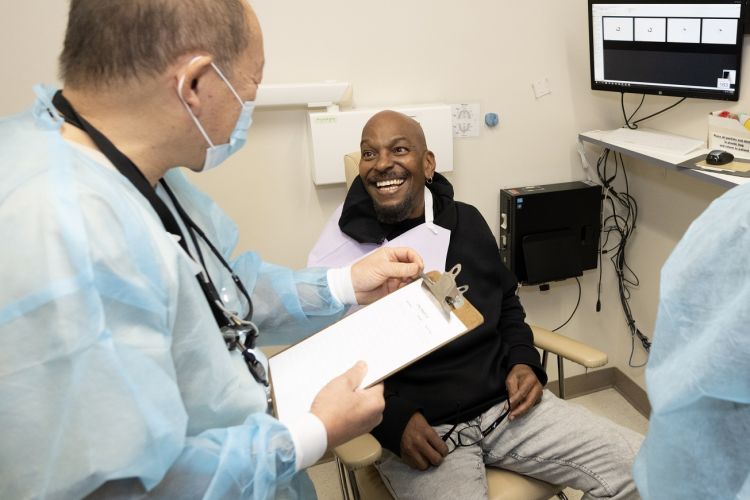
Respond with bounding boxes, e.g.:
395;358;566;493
268;265;484;424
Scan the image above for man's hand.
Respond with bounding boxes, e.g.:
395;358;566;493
399;412;449;471
505;364;542;421
351;247;424;305
310;361;385;449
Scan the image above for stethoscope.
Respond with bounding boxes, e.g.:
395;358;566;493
160;182;268;386
51;91;268;386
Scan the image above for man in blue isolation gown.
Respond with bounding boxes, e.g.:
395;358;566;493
633;181;750;499
0;1;423;498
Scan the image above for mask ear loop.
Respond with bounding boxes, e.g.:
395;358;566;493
209;62;245;105
176;57;216;147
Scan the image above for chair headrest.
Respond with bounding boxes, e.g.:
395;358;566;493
343;151;361;189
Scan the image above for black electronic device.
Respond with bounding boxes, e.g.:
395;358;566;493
589;0;745;101
500;181;602;285
706;149;735;165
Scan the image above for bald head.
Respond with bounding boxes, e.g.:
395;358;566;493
358;110;436;224
60;0;258;89
362;111;428;153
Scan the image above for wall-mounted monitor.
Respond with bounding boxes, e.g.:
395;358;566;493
589;1;745;101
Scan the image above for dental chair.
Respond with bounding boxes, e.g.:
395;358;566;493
331;152;609;500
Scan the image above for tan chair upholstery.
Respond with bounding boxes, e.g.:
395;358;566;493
533;325;607;399
532;327;608;368
344;152;361;188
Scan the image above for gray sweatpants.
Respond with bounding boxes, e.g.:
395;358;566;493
376;390;643;500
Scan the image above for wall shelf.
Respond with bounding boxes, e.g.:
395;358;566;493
579;129;748;189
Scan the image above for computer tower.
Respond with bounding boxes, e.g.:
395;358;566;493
499;181;602;285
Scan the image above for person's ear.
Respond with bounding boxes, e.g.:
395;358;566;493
423;150;436;181
175;55;214;117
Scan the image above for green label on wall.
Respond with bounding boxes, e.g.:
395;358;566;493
315;116;337;124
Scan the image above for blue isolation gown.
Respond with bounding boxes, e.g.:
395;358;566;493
0;86;345;499
633;181;750;499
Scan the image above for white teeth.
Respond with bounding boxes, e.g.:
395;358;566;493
376;179;405;188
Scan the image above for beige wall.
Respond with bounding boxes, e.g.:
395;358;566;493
2;1;745;389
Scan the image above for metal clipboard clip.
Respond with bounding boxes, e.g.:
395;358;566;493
420;264;469;318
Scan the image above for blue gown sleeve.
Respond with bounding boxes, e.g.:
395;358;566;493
0;122;300;499
163;170;347;346
86;415;299;499
232;253;347;345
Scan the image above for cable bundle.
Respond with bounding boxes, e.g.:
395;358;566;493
595;149;652;367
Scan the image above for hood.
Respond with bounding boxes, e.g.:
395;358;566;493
339;171;456;244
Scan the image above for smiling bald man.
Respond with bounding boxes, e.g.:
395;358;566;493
309;110;644;500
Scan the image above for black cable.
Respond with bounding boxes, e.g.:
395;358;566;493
595;148;609;312
632;97;687;127
621;91;687;129
594;149;651;366
596;234;603;312
621;92;645;130
628;94;645;123
552;277;581;332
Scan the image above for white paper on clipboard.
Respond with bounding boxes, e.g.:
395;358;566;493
268;278;478;423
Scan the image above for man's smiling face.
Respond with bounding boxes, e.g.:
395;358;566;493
359;111;435;224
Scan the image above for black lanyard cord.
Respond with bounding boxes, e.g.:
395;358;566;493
50;90;251;328
160;181;253;319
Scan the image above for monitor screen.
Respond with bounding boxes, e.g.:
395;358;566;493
589;1;745;101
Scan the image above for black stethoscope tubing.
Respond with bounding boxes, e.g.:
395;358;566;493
50;91;261;351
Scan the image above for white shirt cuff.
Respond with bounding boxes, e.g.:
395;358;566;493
284;412;328;471
327;266;358;305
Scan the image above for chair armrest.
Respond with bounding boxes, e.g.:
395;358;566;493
530;325;608;369
333;433;382;469
259;345;287;358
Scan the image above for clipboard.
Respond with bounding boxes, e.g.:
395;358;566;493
268;265;484;422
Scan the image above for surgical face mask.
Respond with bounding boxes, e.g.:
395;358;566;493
177;61;256;171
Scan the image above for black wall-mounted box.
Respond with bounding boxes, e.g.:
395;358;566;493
499;181;602;285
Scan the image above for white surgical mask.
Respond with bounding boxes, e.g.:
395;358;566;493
177;60;256;171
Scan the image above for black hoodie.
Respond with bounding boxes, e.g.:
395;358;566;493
338;173;547;456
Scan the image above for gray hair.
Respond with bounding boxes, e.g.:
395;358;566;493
59;0;252;89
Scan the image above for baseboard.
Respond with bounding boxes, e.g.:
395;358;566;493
612;369;651;418
546;367;651;418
